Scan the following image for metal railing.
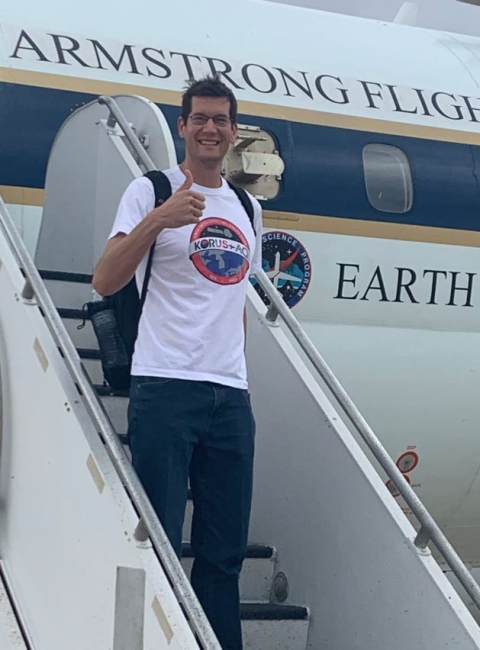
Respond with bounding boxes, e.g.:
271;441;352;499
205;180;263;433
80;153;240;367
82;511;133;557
0;100;222;649
98;96;157;173
256;268;480;611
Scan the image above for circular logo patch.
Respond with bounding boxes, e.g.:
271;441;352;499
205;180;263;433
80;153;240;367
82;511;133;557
189;217;251;285
252;231;312;308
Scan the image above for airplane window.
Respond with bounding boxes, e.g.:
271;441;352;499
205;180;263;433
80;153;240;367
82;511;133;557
363;144;413;214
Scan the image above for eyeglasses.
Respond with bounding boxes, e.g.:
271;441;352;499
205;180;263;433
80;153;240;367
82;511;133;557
189;114;232;127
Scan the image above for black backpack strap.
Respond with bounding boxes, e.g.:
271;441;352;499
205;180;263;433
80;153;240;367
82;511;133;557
139;170;173;311
139;243;155;311
227;181;256;236
144;170;173;208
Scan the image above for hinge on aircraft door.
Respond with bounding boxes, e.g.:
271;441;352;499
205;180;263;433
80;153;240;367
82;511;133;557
223;124;285;200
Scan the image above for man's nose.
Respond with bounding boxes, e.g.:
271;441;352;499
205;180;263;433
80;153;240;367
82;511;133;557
202;118;217;131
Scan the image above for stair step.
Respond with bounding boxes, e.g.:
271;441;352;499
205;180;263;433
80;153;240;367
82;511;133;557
95;384;129;398
241;603;308;621
117;433;128;445
57;307;88;320
182;543;274;560
39;269;93;284
241;604;309;650
41;273;93;309
242;619;309;650
78;348;101;360
182;544;276;603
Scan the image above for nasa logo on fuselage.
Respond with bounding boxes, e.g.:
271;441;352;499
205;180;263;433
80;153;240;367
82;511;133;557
188;217;251;285
254;230;312;308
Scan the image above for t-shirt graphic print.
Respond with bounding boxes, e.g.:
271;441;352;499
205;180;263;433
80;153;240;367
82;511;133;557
188;217;251;285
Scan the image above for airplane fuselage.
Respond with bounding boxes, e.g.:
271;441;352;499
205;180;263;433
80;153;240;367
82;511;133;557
2;0;480;563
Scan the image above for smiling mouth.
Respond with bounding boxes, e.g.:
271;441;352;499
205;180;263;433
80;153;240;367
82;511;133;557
198;140;220;146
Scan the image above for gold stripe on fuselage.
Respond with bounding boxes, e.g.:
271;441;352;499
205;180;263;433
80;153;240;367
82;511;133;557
3;68;480;248
2;67;480;145
2;185;480;248
265;211;480;248
0;186;44;206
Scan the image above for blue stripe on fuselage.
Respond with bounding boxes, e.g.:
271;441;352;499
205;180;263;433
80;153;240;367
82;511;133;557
2;82;479;232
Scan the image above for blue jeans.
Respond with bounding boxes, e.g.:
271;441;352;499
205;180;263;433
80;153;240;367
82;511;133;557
127;377;255;650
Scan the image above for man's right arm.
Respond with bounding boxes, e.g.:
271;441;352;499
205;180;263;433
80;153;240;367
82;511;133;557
92;215;162;297
92;171;204;296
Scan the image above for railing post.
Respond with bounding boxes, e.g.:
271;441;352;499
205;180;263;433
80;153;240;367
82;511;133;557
21;279;34;301
134;518;149;543
265;303;279;323
414;526;431;550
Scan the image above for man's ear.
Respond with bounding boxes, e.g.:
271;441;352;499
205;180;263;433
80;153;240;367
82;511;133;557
230;122;238;144
178;115;186;138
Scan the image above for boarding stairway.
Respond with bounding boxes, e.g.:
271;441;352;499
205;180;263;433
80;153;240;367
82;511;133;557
1;95;480;648
37;267;310;650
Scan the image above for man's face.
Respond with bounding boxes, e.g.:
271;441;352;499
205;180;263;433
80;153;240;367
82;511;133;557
178;96;238;166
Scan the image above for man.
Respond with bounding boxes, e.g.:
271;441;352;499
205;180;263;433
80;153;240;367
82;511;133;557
92;76;263;650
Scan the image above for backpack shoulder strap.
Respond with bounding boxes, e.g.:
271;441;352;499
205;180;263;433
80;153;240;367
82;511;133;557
227;181;256;236
138;170;173;310
144;169;173;207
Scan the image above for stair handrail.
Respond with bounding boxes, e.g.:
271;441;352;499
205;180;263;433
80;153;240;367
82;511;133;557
0;104;222;649
254;268;480;611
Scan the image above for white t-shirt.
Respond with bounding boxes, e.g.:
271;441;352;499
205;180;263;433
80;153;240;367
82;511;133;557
109;166;263;390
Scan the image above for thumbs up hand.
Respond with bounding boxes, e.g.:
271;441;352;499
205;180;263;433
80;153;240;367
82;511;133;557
178;169;194;191
152;169;205;229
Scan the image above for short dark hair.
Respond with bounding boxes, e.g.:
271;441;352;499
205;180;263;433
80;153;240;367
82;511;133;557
181;76;238;123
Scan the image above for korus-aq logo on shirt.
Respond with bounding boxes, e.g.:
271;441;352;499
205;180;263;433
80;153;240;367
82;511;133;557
189;218;251;285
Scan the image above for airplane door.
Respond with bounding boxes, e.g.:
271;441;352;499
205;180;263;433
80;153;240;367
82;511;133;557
35;95;177;275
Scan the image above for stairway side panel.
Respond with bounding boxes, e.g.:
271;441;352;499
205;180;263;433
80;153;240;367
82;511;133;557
0;223;201;650
246;287;480;650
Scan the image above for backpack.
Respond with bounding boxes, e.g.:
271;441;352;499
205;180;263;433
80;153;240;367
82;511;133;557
87;170;255;392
